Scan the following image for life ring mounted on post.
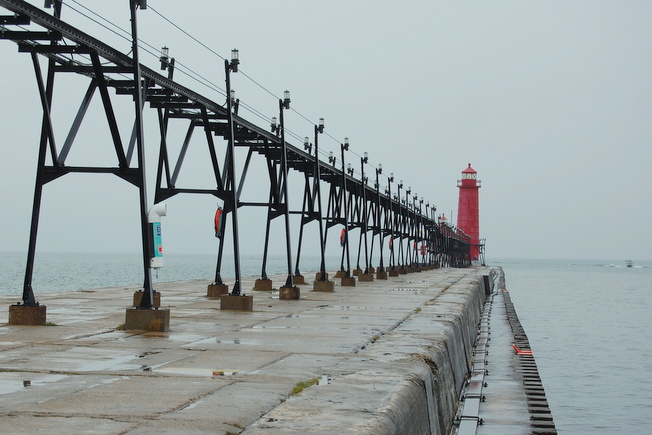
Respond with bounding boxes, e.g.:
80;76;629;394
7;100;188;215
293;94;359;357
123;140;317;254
214;206;224;238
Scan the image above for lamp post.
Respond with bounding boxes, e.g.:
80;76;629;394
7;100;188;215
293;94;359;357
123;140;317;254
329;151;336;167
396;180;404;270
386;172;396;275
358;152;373;281
313;118;330;286
339;139;355;285
278;90;295;290
154;45;175;209
417;196;423;268
223;48;242;295
127;0;157;308
424;201;431;267
405;185;412;270
159;46;176;78
270;116;278;135
411;192;418;268
374;164;387;279
291;135;313;284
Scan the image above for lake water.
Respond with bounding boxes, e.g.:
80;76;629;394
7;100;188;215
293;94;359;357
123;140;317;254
1;252;650;433
494;258;652;434
0;251;330;297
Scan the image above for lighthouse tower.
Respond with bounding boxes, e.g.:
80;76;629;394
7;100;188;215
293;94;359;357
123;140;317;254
457;164;481;264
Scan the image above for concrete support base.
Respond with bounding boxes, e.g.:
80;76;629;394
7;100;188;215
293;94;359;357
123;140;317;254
279;286;300;300
133;291;160;308
376;270;388;280
8;304;46;326
253;279;273;291
293;275;306;285
334;270;346;278
315;272;328;281
399;268;408;274
358;273;374;282
352;268;362;276
368;266;375;273
221;295;254;311
207;284;229;298
389;270;400;277
341;276;356;287
125;308;170;332
313;280;335;292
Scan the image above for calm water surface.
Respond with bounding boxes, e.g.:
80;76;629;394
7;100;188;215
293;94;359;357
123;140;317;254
495;258;652;434
0;251;330;296
1;253;651;433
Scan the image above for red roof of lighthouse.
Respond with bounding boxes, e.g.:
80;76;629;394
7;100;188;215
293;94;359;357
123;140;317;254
462;163;476;174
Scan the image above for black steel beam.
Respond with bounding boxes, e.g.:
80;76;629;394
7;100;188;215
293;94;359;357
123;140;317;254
18;43;90;54
0;30;60;40
0;12;28;24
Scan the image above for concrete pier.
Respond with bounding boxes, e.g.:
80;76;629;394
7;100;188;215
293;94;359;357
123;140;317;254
0;268;551;434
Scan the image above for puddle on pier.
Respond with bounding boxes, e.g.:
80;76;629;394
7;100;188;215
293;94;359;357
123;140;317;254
179;397;206;411
326;305;409;311
75;352;144;372
0;341;23;347
186;337;263;347
0;373;68;395
157;333;206;344
155;367;239;377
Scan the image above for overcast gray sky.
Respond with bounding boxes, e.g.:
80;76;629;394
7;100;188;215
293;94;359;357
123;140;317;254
0;0;650;261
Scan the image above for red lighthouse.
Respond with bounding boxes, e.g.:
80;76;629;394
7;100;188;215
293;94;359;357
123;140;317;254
457;164;481;264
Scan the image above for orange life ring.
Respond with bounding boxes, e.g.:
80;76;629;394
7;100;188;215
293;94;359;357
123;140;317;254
214;207;224;237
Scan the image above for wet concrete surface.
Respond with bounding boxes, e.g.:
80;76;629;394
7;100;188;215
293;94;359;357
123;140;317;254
0;268;538;434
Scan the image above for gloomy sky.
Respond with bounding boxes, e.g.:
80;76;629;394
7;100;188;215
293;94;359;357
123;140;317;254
0;0;650;261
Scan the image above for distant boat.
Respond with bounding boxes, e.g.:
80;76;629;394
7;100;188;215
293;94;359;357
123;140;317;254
625;260;633;268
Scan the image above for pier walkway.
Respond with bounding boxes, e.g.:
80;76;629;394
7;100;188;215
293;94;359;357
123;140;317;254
0;268;549;434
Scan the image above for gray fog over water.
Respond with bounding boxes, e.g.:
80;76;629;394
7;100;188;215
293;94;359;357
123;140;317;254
1;253;651;432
